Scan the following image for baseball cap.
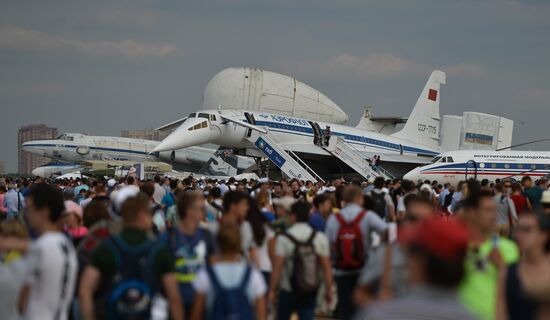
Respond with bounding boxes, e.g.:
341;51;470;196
107;178;117;188
400;217;469;261
109;186;140;218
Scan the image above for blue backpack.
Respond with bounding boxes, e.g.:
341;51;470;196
206;265;254;320
104;235;161;320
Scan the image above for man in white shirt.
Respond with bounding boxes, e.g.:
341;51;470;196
153;175;167;205
0;184;78;320
270;201;333;320
4;183;25;219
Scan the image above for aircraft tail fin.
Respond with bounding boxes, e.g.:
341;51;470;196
392;70;445;150
198;147;239;177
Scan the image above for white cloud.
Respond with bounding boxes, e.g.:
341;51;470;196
0;26;176;58
281;53;486;80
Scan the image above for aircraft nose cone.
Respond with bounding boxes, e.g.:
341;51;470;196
152;118;214;153
403;169;418;181
21;141;42;155
152;129;186;153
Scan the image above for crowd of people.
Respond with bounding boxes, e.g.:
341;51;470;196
1;173;550;320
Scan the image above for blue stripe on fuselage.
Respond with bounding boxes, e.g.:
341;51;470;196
421;162;550;173
23;144;151;156
254;120;438;156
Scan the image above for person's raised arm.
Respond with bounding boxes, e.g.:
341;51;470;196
79;266;101;320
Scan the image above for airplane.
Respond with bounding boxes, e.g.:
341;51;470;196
31;162;84;177
23;133;256;178
151;71;447;180
403;150;550;185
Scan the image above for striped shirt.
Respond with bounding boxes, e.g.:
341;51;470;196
355;286;477;320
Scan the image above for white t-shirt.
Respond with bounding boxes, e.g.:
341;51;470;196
193;262;266;308
258;226;275;273
23;232;78;320
153;183;167;204
397;192;416;213
275;223;330;291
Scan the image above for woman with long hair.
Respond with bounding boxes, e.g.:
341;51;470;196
499;211;550;320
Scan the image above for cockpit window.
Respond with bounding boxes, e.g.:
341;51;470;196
210;114;217;121
447;157;454;163
56;134;74;141
188;113;196;118
430;156;442;163
198;113;209;119
188;121;208;131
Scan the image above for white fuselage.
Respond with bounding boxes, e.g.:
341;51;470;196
22;133;254;172
403;150;550;185
153;109;440;160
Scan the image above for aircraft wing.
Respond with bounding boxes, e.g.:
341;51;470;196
155;116;189;132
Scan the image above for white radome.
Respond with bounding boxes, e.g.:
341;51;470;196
203;67;349;124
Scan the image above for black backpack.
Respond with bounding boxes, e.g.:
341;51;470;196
282;231;320;297
103;235;161;320
371;191;387;218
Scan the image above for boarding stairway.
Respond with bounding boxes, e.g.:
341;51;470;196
322;136;395;181
246;130;324;182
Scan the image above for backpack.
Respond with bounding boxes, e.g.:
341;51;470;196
371;191;386;218
104;235;160;320
335;211;367;270
206;265;254;320
282;231;321;297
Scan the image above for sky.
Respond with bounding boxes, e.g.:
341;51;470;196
1;0;549;172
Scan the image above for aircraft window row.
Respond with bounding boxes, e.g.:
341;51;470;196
480;163;539;169
188;121;208;131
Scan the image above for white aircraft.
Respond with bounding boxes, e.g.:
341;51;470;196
403;150;550;185
31;162;84;177
22;133;255;177
151;71;447;181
